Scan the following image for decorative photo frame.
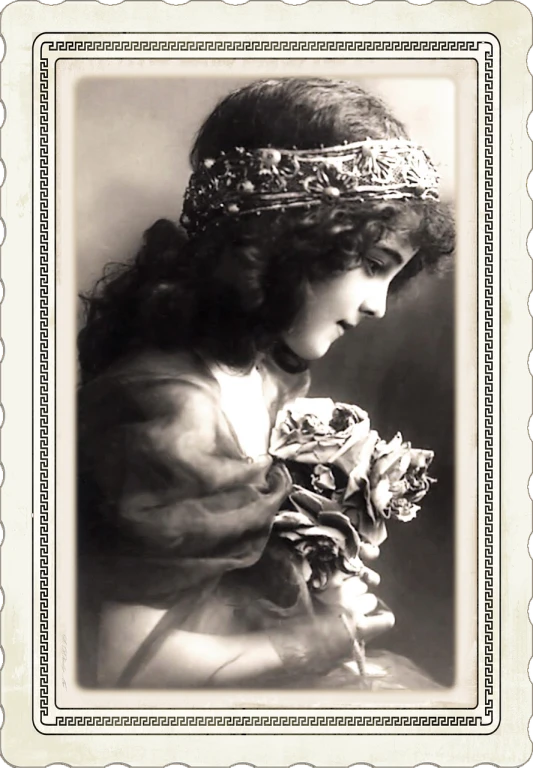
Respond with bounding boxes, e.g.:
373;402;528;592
1;1;531;766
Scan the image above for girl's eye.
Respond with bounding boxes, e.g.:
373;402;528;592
365;257;386;276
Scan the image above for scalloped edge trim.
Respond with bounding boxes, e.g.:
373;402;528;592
0;2;531;767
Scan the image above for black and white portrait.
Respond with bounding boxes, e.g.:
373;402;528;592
75;73;457;691
6;0;532;762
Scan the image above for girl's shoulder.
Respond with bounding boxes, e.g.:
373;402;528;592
99;348;216;388
77;349;223;449
78;347;311;432
79;348;219;406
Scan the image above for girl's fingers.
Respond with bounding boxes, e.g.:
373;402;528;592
358;564;381;587
255;454;274;471
339;576;368;601
352;592;378;617
356;609;396;642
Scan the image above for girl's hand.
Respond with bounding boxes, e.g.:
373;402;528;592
315;571;394;643
338;575;395;642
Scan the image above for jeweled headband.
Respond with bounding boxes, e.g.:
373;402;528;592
180;138;440;235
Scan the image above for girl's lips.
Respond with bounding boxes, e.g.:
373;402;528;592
337;321;356;333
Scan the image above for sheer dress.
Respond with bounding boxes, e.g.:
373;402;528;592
77;349;438;690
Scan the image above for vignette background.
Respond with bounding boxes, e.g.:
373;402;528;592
75;74;456;686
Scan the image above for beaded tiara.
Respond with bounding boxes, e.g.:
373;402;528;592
180;138;439;234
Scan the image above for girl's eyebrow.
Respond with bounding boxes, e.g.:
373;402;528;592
375;245;405;266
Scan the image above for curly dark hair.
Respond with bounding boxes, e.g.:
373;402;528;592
78;78;455;383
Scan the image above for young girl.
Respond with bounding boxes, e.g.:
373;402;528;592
77;78;454;688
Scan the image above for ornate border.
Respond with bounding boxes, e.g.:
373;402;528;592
34;34;498;733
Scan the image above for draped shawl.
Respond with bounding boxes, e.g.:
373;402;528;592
77;350;310;614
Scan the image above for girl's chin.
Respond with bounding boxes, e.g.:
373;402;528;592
281;333;335;363
284;343;332;362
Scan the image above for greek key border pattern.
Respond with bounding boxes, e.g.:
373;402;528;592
37;37;495;731
482;44;495;720
45;39;481;53
52;713;489;728
38;52;51;722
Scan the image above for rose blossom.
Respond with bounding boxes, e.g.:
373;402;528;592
270;399;437;549
369;434;436;522
270;398;371;470
273;490;362;591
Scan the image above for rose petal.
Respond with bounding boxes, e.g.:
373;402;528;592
270;443;306;461
289;486;343;514
370;477;393;515
373;432;404;460
289;397;336;424
273;510;315;528
361;519;388;546
277;530;303;542
395;503;420;522
371;443;409;484
318;510;360;557
409;449;434;469
312;572;329;591
343;431;381;499
311;464;336;492
300;558;313;582
397;451;413;477
337;403;370;423
300;525;347;547
341;555;364;575
329;419;372;471
295;440;345;465
270;398;372;468
289;487;327;517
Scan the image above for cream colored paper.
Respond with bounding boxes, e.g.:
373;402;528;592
1;1;531;765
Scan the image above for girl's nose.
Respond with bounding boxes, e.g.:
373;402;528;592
360;283;388;319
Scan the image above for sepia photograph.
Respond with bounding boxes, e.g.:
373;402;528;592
3;0;531;763
75;73;456;691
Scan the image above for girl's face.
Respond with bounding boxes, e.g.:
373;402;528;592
283;211;420;361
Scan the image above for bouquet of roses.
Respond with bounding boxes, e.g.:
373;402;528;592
269;397;436;625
